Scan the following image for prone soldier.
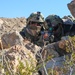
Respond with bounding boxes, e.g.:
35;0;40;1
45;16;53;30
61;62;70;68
20;11;46;47
45;14;64;42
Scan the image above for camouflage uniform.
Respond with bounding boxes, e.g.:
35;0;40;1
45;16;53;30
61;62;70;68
20;12;45;47
45;14;64;42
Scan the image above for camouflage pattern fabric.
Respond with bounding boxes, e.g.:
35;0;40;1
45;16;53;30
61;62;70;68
45;15;64;42
53;25;64;41
27;12;44;23
20;27;44;47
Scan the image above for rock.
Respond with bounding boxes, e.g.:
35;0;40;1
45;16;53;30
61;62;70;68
0;45;37;74
39;56;65;75
1;31;23;49
0;39;2;49
24;40;41;55
42;43;59;60
35;39;69;66
67;0;75;18
42;41;67;59
0;19;3;25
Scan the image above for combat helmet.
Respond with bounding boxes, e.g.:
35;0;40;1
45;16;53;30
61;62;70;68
45;14;64;32
45;14;64;41
27;12;45;24
45;14;63;28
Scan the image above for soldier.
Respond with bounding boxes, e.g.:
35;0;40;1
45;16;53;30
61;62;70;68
45;14;64;42
20;12;45;47
62;15;75;36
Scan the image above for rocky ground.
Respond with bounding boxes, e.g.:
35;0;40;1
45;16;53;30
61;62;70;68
0;0;75;74
68;0;75;18
0;17;66;75
0;17;73;75
0;17;40;75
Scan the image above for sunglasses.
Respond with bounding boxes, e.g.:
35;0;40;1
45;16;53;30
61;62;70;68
31;22;43;26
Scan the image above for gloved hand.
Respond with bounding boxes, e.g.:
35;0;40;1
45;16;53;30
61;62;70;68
43;32;49;40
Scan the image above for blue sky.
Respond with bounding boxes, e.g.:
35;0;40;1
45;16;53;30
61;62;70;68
0;0;72;18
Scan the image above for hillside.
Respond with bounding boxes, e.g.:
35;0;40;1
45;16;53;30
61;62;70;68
0;17;26;37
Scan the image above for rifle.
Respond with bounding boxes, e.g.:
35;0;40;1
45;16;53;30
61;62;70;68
41;29;54;45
